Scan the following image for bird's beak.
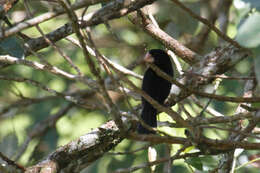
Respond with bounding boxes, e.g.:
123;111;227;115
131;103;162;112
144;52;154;63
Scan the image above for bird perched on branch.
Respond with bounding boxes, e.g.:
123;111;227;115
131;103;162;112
138;49;174;134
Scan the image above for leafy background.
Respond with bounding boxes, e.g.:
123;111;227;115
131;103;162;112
1;0;260;172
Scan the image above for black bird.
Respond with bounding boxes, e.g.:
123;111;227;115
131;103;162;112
138;49;174;134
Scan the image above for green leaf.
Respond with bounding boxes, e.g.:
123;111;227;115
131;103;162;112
236;13;260;48
200;156;217;168
183;145;196;153
0;36;24;58
186;157;203;170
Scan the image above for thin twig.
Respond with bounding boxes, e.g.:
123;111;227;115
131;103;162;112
108;144;152;155
14;104;73;161
0;151;26;171
170;0;246;50
111;152;202;173
23;0;82;76
149;63;260;103
59;0;126;133
0;0;109;39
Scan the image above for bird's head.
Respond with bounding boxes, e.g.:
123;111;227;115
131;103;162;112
144;49;171;67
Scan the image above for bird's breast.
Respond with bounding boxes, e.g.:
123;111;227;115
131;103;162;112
142;68;172;104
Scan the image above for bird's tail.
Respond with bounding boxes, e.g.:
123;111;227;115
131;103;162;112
137;104;157;134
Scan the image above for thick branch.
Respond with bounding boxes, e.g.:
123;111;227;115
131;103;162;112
25;120;124;173
168;45;250;104
129;11;199;64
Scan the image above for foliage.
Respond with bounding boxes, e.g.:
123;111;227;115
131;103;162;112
0;0;260;173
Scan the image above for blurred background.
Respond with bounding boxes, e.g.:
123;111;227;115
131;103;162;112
1;0;260;172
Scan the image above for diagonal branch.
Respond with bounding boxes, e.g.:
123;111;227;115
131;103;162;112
168;45;250;105
129;10;199;64
170;0;244;50
0;0;109;39
25;120;125;173
22;0;156;56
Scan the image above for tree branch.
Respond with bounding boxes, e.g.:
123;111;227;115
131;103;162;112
0;0;109;39
22;0;156;56
25;120;125;173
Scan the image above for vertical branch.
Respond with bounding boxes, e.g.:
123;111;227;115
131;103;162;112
217;0;233;34
186;0;219;52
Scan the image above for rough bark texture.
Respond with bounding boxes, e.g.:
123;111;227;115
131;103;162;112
25;120;123;173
